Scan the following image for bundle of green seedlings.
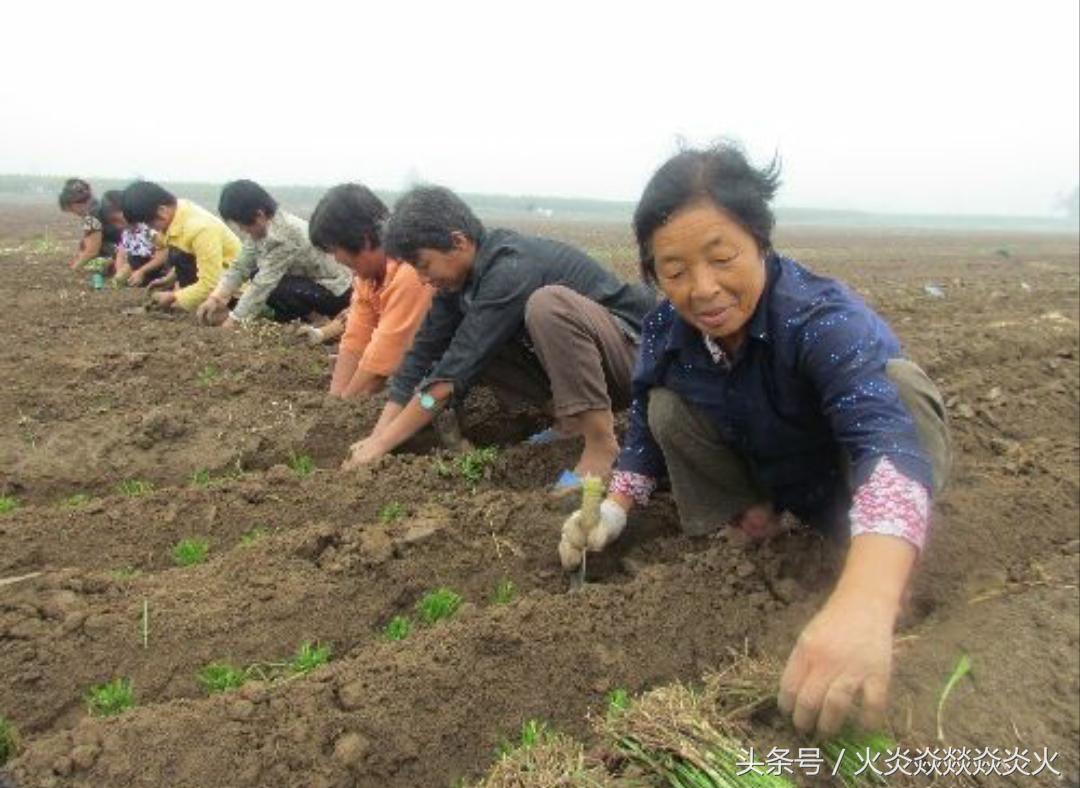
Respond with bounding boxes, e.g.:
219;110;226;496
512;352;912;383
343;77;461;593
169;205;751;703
197;640;332;694
470;656;896;787
474;719;615;787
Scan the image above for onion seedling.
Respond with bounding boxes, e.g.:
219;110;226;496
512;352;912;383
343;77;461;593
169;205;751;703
416;587;463;625
0;715;19;765
85;678;135;717
492;578;516;605
382;615;413;641
117;479;154;497
456;446;498;486
288;452;316;477
821;728;894;788
198;663;249;694
290;641;331;675
379;501;407;523
172;538;210;567
62;493;92;508
240;527;269;546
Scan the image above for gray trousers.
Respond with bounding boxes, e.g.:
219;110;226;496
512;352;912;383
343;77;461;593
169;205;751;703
648;359;952;535
481;285;638;417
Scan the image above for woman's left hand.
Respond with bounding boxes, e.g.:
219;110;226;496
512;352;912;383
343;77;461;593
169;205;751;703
152;291;176;308
777;587;898;737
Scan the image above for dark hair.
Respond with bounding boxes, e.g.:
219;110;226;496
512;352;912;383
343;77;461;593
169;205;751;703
219;179;279;225
308;183;389;253
384;185;485;264
58;178;92;210
633;142;781;283
121;181;177;224
101;190;124;216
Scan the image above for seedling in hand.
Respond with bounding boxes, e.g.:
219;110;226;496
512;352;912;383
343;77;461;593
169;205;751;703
173;538;210;567
416;587;463;625
85;678;135;717
572;475;604;589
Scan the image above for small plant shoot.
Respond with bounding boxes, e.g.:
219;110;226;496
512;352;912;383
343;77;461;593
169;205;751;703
0;715;19;766
0;496;19;514
117;479;154;497
85;678;135;717
492;578;516;605
173;538;210;567
198;663;248;694
290;641;331;675
379;501;407;523
416;587;463;625
383;615;413;641
288;452;316;478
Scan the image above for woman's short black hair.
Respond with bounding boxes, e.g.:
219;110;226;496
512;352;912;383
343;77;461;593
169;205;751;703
58;178;92;210
219;180;279;225
308;183;389;253
633;141;781;283
122;181;177;225
101;190;124;215
384;185;485;264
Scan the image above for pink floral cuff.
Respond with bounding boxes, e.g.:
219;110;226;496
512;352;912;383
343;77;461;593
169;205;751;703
610;470;658;507
849;457;931;551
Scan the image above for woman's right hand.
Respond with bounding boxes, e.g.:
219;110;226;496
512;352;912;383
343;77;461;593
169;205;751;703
558;498;628;570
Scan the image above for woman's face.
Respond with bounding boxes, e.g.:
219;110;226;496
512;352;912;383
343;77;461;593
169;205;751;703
650;200;766;353
66;199;91;218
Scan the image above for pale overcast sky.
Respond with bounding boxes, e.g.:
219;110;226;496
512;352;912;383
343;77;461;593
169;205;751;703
1;0;1077;216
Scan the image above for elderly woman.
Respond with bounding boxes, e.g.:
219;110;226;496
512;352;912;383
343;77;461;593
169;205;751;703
559;143;951;737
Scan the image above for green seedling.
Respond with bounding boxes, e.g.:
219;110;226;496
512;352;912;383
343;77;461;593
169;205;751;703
496;719;553;760
198;662;248;694
492;578;516;605
0;715;19;766
433;458;455;478
85;678;135;717
0;496;18;515
109;566;141;580
936;652;973;741
822;728;895;788
240;527;269;546
62;493;92;508
290;640;331;675
117;479;154;497
416;587;463;625
379;501;407;523
191;468;212;488
607;687;631;716
172;538;210;567
382;615;413;641
81;256;111;274
456;446;498;485
197;364;220;386
288;452;316;477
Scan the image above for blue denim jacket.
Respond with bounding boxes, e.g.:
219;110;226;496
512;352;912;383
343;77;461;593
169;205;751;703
616;253;932;522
